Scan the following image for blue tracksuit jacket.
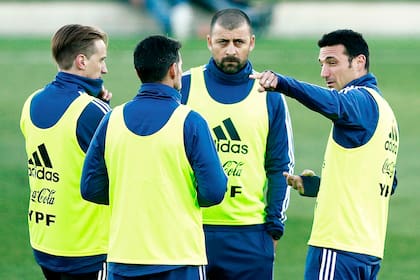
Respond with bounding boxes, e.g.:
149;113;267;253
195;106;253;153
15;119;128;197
181;58;295;239
27;71;110;273
80;83;227;277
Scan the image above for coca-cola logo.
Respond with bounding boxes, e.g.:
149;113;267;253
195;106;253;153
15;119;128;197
31;188;56;205
223;160;244;176
382;159;395;178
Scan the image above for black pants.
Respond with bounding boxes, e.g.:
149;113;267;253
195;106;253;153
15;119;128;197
41;266;106;280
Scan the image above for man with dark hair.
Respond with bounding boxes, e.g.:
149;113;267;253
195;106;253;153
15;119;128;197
20;24;112;279
81;35;227;280
252;29;399;280
181;8;295;279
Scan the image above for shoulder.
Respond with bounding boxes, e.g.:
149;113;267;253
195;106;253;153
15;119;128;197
82;98;111;117
267;91;287;102
184;109;211;132
181;65;207;80
89;98;111;114
182;69;192;78
185;109;207;124
78;98;111;125
266;91;288;110
343;86;379;108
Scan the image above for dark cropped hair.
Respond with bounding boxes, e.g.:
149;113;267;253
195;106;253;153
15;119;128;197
318;29;370;70
210;8;252;33
134;35;181;83
51;24;108;70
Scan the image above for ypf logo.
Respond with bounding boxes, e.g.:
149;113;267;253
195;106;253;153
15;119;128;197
27;144;60;182
384;125;398;155
213;118;248;154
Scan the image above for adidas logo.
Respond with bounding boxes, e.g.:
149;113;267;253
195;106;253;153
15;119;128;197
384;125;398;155
213;118;248;154
27;144;60;182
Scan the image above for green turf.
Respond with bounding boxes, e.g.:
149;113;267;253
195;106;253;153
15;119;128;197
1;36;419;279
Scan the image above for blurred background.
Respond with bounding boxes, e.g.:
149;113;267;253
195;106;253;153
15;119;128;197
1;0;420;39
1;1;419;279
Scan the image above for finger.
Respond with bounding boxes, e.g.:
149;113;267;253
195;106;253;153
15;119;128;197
288;178;296;188
283;172;293;185
258;86;267;92
249;72;261;80
99;90;112;102
104;92;112;101
297;184;305;194
265;72;277;86
250;71;272;81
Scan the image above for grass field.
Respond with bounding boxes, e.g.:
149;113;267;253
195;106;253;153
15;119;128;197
0;36;419;279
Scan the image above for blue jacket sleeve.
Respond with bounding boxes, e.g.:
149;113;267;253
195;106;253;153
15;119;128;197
184;111;227;207
80;113;110;205
273;74;379;139
77;99;111;153
264;92;295;239
274;73;399;195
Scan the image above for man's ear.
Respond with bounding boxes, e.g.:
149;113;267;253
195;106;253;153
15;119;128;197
355;54;366;70
249;34;256;52
207;35;212;52
75;54;87;70
168;62;177;79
